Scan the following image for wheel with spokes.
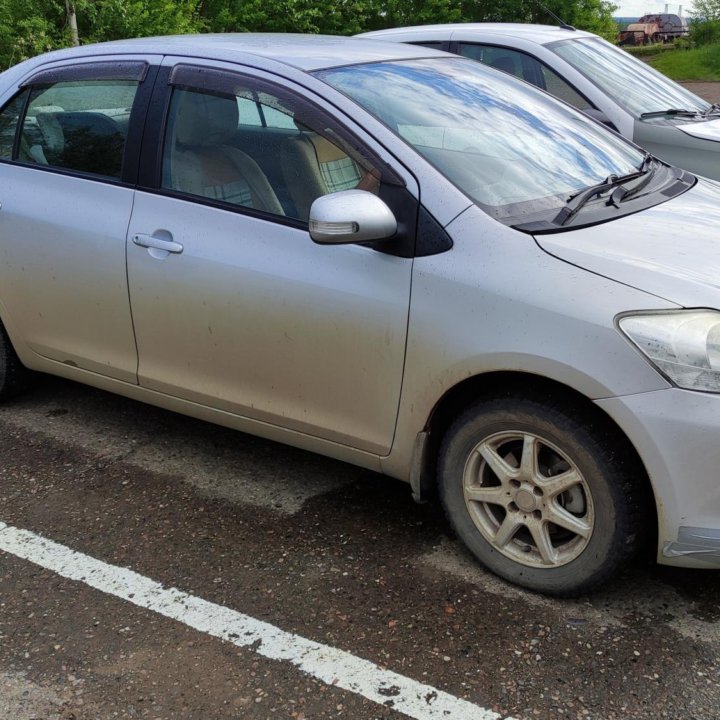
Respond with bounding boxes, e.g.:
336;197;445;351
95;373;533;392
438;396;642;596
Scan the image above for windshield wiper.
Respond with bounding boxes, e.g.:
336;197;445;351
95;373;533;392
552;154;655;226
640;108;702;119
641;108;702;119
607;154;657;207
702;103;720;118
553;173;639;226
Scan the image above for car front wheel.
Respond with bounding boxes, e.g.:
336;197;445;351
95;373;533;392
438;396;644;596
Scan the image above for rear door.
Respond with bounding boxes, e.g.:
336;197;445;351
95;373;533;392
125;59;417;454
0;58;159;382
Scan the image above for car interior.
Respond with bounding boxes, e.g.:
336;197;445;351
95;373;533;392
163;88;368;222
165;89;286;215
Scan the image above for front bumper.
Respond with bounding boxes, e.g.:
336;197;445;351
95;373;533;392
596;388;720;568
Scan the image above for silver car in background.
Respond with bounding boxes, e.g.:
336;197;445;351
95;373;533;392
1;35;720;596
360;23;720;180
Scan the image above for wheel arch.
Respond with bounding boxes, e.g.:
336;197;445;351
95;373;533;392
410;370;658;550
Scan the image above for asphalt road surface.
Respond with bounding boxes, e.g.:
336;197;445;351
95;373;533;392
0;375;719;720
680;82;720;105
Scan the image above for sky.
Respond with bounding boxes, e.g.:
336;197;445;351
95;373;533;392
614;0;691;18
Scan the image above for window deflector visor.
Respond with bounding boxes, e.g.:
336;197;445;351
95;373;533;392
22;61;148;87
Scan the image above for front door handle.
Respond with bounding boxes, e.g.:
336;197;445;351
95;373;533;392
132;233;184;254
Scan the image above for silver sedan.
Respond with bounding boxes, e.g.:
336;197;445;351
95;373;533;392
1;34;720;595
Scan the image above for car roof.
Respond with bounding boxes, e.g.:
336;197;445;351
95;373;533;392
360;23;596;46
26;33;449;73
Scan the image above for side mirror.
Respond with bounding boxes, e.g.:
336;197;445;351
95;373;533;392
582;108;615;129
309;190;397;245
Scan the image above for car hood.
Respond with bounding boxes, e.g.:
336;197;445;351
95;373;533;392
535;179;720;308
677;117;720;142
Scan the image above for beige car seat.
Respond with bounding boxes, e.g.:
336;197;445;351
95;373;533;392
166;91;284;216
280;133;362;220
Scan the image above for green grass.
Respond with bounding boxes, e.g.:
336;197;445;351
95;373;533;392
624;43;677;58
647;43;720;81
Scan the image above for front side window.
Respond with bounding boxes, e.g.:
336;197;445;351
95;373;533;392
457;43;592;111
236;96;298;129
540;66;592;111
19;79;138;178
162;79;378;222
549;37;710;117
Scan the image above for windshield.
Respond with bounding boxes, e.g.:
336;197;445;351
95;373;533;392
317;58;644;224
549;37;710;118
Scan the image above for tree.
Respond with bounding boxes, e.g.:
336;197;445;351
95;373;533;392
0;0;203;68
459;0;618;40
692;0;720;20
689;0;720;45
556;0;619;41
0;0;621;70
0;0;68;68
74;0;203;44
65;1;79;45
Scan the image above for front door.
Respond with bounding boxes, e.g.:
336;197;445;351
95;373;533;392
126;64;413;454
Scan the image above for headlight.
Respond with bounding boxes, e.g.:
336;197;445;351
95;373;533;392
619;311;720;393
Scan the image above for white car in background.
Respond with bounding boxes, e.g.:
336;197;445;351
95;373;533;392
360;23;720;180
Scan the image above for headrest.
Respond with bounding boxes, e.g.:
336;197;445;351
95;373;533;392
174;90;239;147
309;134;349;164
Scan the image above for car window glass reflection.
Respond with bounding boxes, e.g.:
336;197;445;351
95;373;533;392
457;44;591;111
319;58;643;222
541;66;591;111
550;37;709;117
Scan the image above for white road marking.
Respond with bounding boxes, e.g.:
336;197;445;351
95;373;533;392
0;521;517;720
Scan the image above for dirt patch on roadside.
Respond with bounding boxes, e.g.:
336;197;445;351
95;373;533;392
0;671;78;720
680;81;720;104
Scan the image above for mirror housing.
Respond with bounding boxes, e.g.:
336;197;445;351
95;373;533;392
309;190;397;245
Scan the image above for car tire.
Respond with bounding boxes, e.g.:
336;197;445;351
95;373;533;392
0;322;30;401
438;395;644;596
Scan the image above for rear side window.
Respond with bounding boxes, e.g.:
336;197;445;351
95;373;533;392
19;80;139;178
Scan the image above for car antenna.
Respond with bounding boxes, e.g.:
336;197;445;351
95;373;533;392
533;0;576;30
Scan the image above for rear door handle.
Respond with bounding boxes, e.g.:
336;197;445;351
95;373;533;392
132;233;184;254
